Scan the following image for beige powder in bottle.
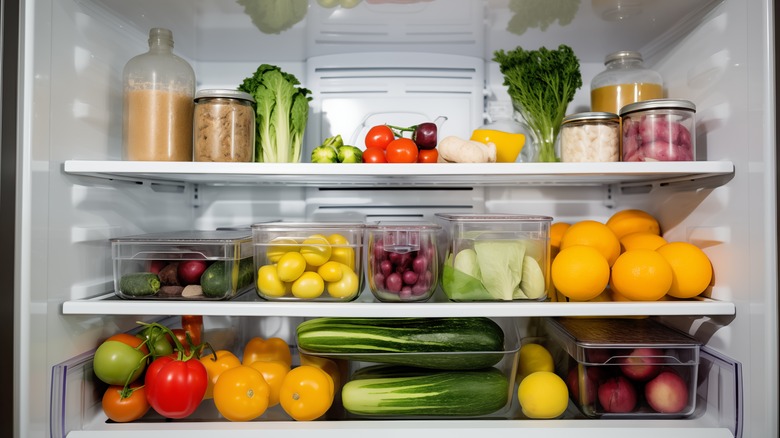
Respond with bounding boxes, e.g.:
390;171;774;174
124;88;194;161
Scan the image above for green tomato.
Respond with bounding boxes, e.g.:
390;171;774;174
93;334;148;386
337;145;363;163
138;326;174;358
311;145;339;163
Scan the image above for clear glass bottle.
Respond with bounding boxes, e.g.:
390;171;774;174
122;28;195;161
590;51;663;115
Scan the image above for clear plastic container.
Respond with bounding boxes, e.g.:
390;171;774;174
252;222;365;302
560;112;620;162
110;230;254;300
193;89;256;162
434;213;552;302
545;317;700;419
591;51;663;115
365;222;441;302
122;28;195;161
620;99;696;162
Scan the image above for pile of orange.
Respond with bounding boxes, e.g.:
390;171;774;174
550;209;713;302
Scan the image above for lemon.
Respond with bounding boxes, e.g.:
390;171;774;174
517;371;569;419
610;249;673;301
560;220;621;266
551;245;610;301
317;261;344;282
656;241;713;298
291;271;325;299
266;237;300;263
517;343;555;382
606;209;661;239
256;265;286;297
276;252;307;282
300;235;332;267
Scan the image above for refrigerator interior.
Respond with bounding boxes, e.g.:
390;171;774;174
12;0;776;437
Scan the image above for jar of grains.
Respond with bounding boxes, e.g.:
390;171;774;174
193;89;256;162
559;112;620;162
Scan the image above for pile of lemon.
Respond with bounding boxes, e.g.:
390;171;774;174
515;343;569;419
550;209;713;302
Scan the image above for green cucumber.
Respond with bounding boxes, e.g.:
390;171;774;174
342;365;510;417
200;257;254;298
119;272;161;297
296;317;505;370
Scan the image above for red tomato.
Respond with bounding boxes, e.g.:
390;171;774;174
417;148;439;163
365;125;395;150
102;383;150;423
362;148;387;163
145;355;208;419
386;138;419;163
181;315;203;346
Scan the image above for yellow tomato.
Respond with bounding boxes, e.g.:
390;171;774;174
199;350;241;400
242;337;293;368
292;271;325;299
257;265;287;297
276;252;307;282
279;365;334;421
248;360;290;407
300;235;332;267
213;365;270;422
300;353;344;393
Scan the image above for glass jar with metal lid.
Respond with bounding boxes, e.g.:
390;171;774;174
193;89;256;162
619;99;696;162
591;50;663;115
559;112;620;162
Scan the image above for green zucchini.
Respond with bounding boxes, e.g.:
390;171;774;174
200;257;254;298
119;272;161;297
296;317;505;370
342;365;510;417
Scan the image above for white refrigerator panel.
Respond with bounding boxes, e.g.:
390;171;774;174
9;0;776;437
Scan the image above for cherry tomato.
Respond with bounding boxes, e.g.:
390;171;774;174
279;365;334;421
145;355;208;419
213;365;271;422
200;349;242;399
248;360;290;407
242;337;293;368
365;125;395;150
101;383;150;423
93;333;149;386
362;148;387;163
386;138;419;163
417;148;439;163
181;315;203;346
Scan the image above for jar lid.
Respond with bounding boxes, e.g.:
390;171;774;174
619;98;696;116
604;50;643;64
195;89;255;103
562;111;619;125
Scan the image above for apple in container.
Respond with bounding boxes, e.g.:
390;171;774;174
644;370;690;413
619;347;664;381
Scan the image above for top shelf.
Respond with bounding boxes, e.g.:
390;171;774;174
63;160;736;189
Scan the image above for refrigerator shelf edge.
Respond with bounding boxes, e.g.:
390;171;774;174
61;292;736;317
62;160;736;189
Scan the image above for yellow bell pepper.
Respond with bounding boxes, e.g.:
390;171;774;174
470;129;526;163
242;336;293;368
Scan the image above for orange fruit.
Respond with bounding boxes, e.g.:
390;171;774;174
606;209;661;239
610;249;673;301
656;242;713;298
550;222;571;250
551;245;610;301
620;232;668;252
560;220;621;266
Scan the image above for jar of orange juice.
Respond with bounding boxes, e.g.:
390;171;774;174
590;51;663;115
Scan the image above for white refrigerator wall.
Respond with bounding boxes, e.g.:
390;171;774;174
14;0;777;437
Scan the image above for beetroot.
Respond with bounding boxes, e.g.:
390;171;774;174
622;113;694;161
368;236;437;302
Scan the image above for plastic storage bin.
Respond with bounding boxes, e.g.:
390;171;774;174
110;230;254;300
252;222;365;301
545;317;700;418
365;222;441;302
435;213;552;302
620;98;696;162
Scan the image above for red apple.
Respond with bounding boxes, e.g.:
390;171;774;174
645;370;690;413
597;375;637;413
148;260;167;274
177;260;208;285
619;347;664;381
567;366;603;405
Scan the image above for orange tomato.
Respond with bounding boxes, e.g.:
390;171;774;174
385;138;418;163
362;147;387;163
242;337;293;368
213;365;270;422
199;349;242;399
417;148;439;163
299;353;343;393
248;359;290;407
279;365;334;421
101;383;150;423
